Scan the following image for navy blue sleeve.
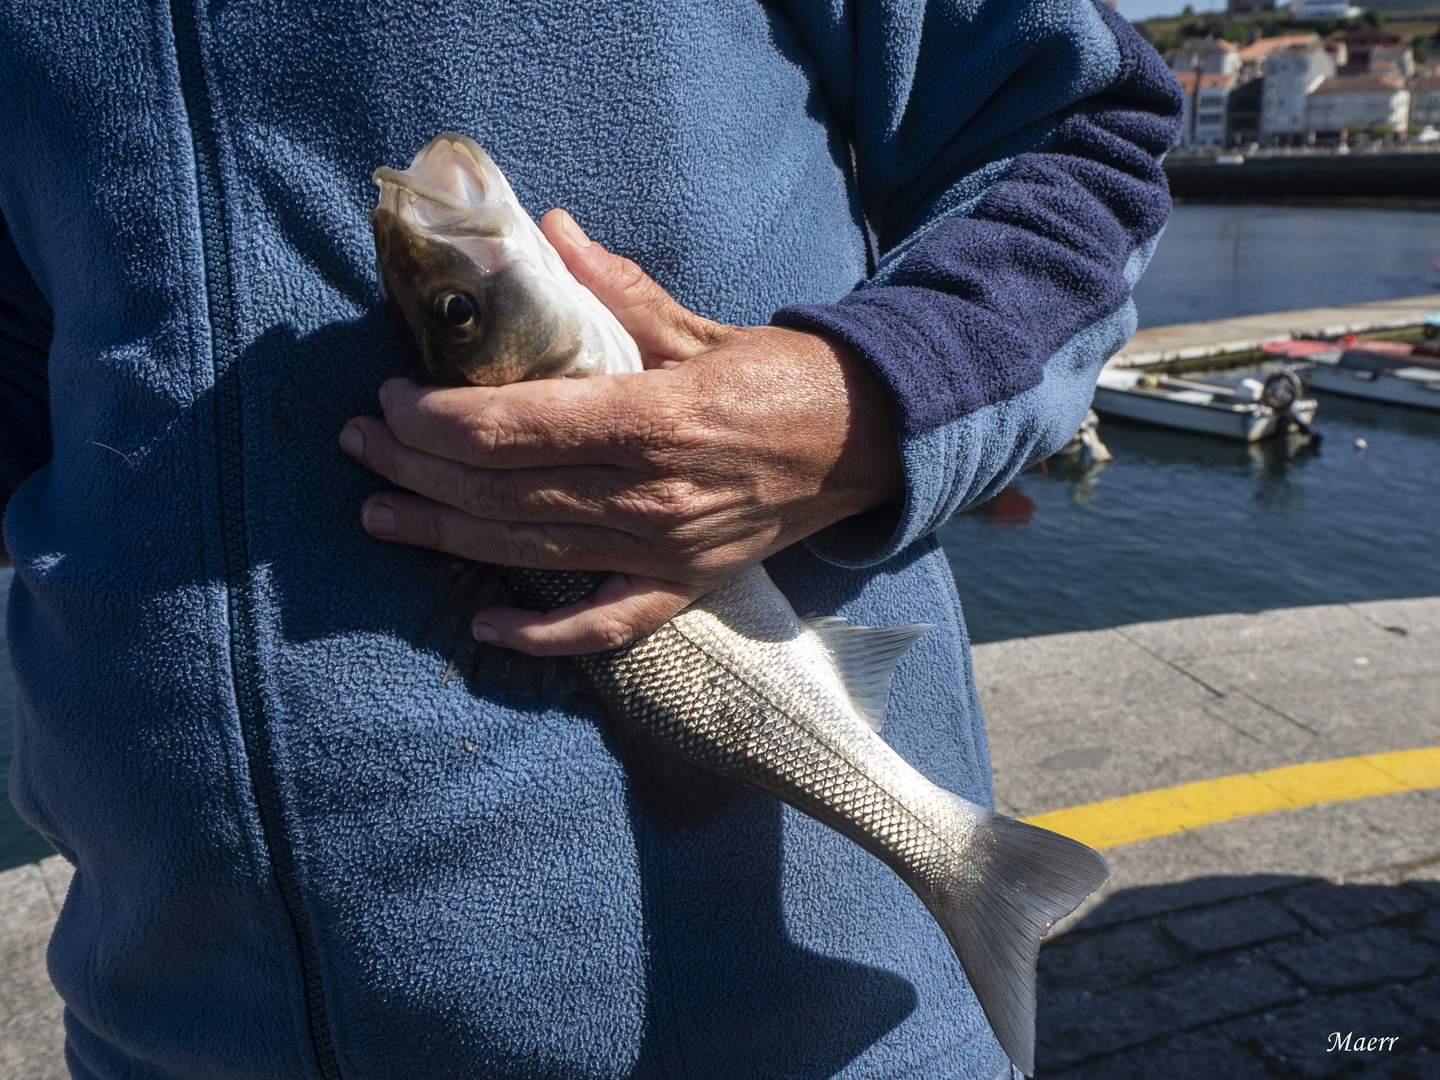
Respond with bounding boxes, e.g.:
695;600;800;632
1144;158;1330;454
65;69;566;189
762;0;1182;565
0;213;53;562
773;0;1183;437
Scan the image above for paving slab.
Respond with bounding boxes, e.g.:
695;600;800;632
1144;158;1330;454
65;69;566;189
1275;927;1439;993
979;597;1440;818
1152;958;1301;1030
1283;882;1426;937
0;856;67;1079
1054;1030;1275;1080
1163;897;1304;955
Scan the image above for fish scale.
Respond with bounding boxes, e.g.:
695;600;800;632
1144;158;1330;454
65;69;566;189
372;134;1112;1075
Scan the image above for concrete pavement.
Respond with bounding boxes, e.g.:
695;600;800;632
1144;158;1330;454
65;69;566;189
977;595;1440;1078
1;597;1436;1077
0;856;70;1080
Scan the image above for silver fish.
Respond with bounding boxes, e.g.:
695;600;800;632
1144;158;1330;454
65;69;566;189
371;134;1108;1076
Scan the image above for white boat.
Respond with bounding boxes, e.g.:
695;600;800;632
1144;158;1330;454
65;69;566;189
1264;339;1440;411
1093;368;1317;441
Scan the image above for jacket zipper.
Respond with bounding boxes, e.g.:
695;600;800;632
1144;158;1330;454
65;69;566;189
168;4;343;1077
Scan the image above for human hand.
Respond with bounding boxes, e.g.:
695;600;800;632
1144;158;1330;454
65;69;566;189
341;209;903;655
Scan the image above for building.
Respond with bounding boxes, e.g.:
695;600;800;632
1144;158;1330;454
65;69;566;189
1407;74;1440;130
1306;73;1410;138
1169;39;1243;147
1237;33;1320;81
1228;0;1275;16
1168;37;1241;76
1175;71;1239;146
1328;30;1413;76
1195;73;1238;146
1227;76;1266;144
1261;40;1336;142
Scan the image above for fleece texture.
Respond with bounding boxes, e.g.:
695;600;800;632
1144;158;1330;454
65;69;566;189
0;1;1180;1078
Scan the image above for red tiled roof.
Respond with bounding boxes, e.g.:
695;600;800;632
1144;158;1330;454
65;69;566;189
1173;71;1236;92
1327;30;1404;47
1237;34;1316;62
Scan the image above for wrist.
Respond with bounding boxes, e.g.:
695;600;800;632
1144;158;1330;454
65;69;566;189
809;330;905;520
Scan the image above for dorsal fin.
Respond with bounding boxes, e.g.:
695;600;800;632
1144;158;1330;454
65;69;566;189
805;618;933;731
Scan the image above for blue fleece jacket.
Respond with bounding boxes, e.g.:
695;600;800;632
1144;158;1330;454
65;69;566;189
0;1;1180;1077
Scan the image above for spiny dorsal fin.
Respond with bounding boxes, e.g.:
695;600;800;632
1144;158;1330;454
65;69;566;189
805;618;933;731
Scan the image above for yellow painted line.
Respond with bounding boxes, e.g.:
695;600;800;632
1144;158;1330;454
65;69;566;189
1022;747;1440;850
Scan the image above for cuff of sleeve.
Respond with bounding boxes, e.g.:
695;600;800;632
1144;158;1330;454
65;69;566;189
803;298;1140;569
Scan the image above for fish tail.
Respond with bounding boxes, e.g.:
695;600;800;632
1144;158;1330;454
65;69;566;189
925;806;1108;1076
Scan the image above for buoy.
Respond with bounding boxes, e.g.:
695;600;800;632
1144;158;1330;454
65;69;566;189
1354;438;1368;451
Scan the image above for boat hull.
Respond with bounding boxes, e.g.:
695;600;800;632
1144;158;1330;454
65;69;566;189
1092;385;1314;441
1306;363;1440;410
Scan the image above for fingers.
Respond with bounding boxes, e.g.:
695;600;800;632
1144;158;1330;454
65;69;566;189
540;209;737;366
353;488;671;573
369;371;706;473
342;414;651;525
471;573;703;655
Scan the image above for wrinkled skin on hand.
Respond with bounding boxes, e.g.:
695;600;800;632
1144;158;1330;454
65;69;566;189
341;209;904;655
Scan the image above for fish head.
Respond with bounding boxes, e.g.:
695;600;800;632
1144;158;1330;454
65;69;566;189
371;133;640;386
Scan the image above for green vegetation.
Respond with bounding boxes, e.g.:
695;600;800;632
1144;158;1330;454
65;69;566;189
1136;7;1440;54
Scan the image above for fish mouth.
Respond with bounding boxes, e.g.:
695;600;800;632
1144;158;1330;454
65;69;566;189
372;134;514;240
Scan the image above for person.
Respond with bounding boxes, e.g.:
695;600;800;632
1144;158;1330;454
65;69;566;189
0;1;1181;1077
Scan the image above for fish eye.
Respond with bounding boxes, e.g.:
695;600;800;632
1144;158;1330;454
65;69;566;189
436;290;478;329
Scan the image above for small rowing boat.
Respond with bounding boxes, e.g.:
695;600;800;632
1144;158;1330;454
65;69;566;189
1092;368;1317;442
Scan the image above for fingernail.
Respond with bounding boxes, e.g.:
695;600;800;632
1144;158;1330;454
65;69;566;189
339;424;364;457
361;502;395;536
560;210;591;248
471;620;500;643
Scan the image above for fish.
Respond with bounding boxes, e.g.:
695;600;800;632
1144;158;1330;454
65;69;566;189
370;133;1108;1076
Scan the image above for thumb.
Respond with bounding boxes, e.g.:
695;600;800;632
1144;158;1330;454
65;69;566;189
541;208;733;367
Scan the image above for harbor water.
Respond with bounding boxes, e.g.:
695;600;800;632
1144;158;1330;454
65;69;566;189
1130;202;1440;328
4;204;1440;870
942;388;1440;643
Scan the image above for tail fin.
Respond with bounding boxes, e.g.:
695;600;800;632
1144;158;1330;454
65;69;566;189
926;810;1109;1076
